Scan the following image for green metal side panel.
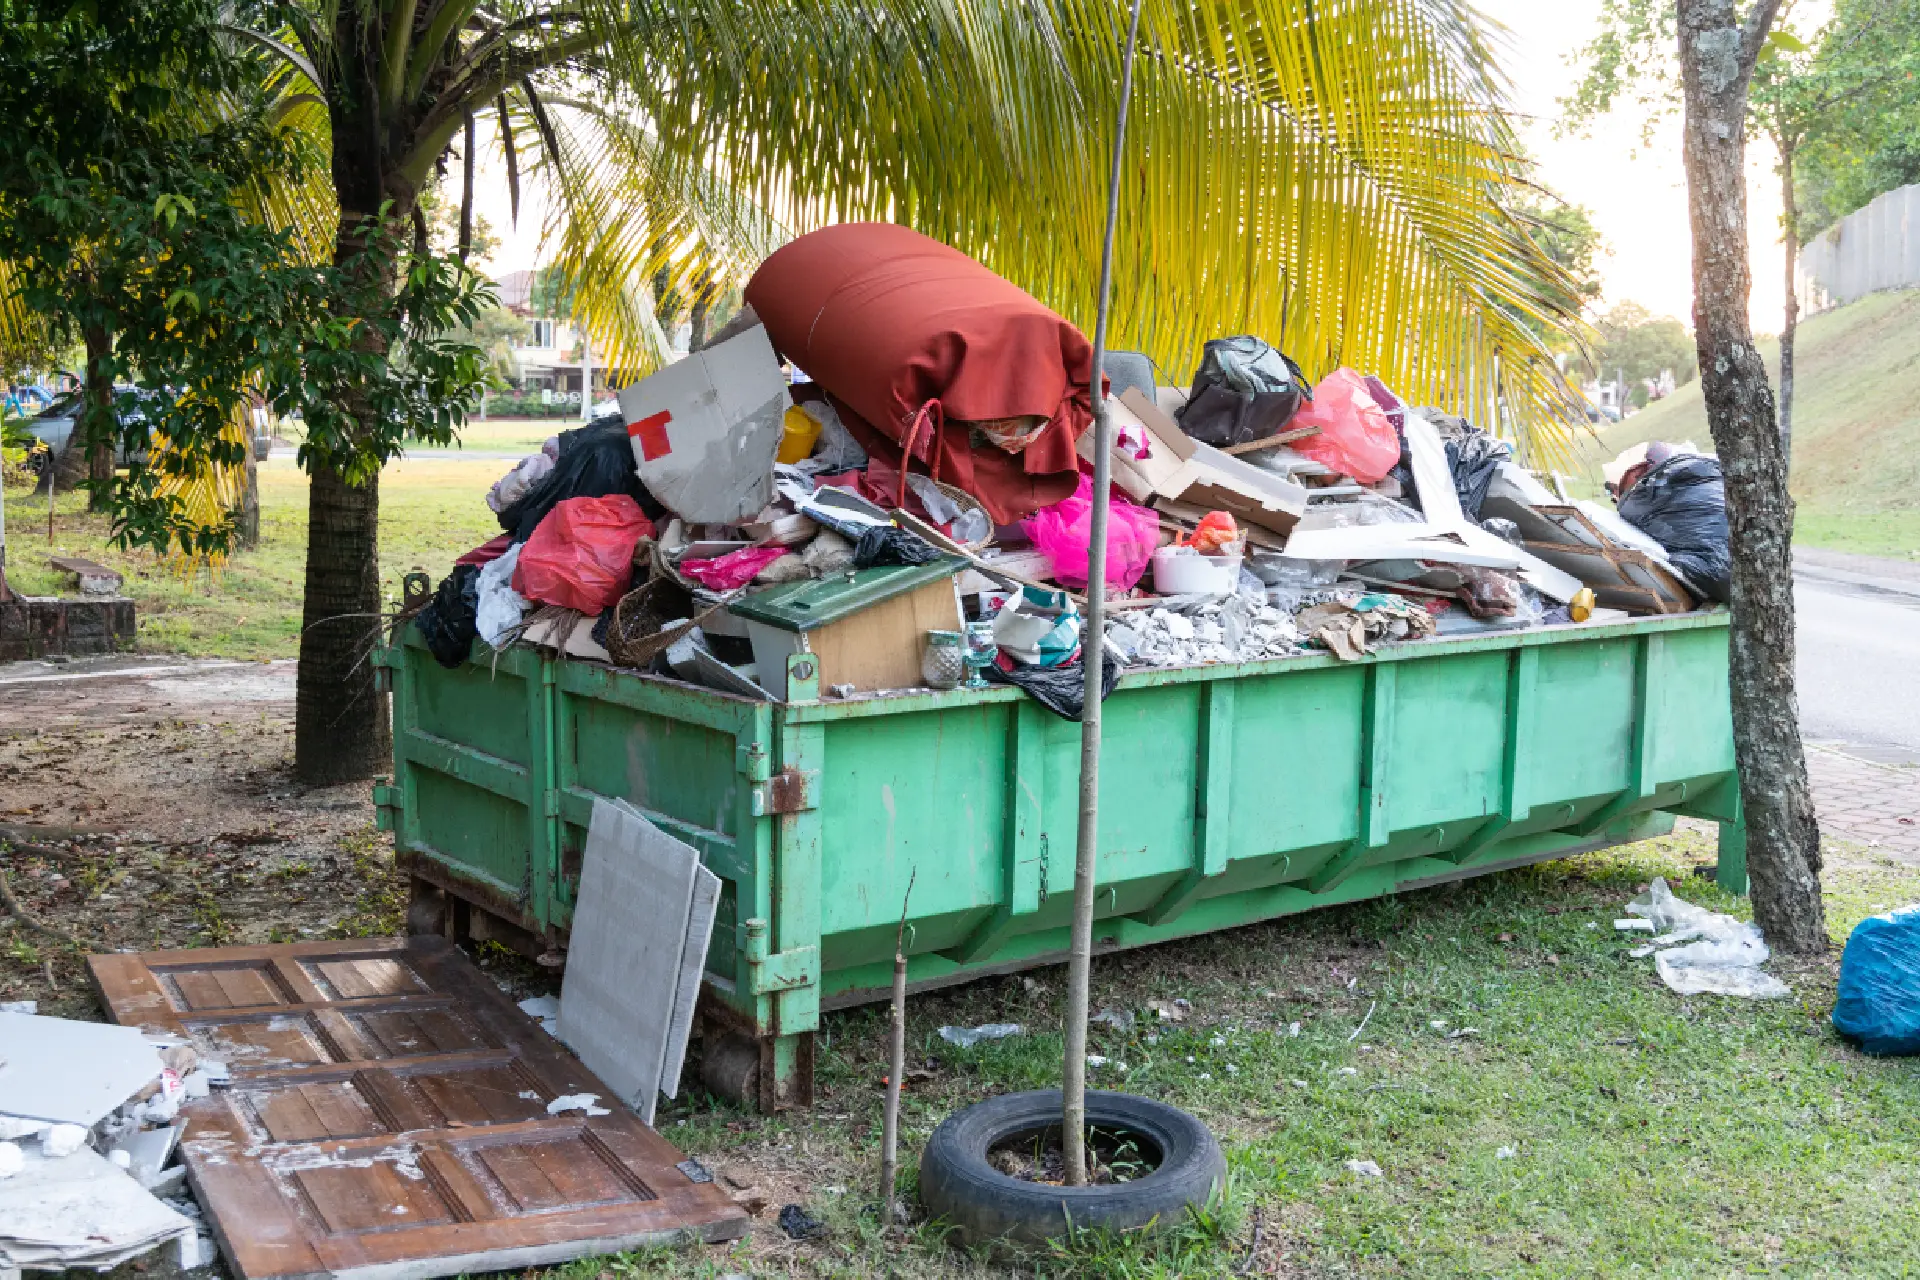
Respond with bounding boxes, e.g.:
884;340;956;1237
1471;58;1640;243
387;633;555;924
390;611;1738;1037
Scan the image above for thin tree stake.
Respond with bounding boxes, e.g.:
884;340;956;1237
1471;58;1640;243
879;869;915;1225
1063;0;1146;1188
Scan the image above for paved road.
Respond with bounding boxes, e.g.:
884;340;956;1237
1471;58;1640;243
1794;550;1920;768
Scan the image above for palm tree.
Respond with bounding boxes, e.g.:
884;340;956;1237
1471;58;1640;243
238;0;1592;780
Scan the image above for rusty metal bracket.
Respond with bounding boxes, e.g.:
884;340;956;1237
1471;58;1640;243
741;917;818;994
755;767;819;815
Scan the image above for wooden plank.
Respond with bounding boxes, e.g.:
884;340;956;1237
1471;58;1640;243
89;936;746;1280
1218;423;1323;455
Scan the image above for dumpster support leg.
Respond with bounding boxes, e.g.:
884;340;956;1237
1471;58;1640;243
1716;817;1749;896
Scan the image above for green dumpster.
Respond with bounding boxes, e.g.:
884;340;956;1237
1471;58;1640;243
374;609;1741;1109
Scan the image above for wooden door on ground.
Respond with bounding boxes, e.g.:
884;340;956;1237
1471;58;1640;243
90;935;747;1280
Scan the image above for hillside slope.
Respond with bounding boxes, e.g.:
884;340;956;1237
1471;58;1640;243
1577;290;1920;557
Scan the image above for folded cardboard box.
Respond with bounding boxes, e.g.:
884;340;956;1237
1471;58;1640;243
1082;390;1308;537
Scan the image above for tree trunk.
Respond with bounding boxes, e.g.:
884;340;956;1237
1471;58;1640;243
1777;136;1798;473
1676;0;1826;953
234;433;260;551
296;458;390;783
296;43;404;784
82;324;113;511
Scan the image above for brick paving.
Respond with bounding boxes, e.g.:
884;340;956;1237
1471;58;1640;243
1808;745;1920;861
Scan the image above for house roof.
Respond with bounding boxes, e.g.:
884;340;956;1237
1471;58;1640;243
495;270;535;311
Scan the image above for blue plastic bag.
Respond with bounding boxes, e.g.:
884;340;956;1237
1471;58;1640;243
1832;906;1920;1055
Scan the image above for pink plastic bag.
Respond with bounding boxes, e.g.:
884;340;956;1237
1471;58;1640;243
681;545;792;591
512;494;653;614
1289;367;1402;483
1024;475;1159;590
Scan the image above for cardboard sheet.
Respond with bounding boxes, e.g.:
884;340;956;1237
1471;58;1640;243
1087;390;1309;536
617;324;787;523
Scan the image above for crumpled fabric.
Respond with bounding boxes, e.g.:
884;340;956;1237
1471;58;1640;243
476;543;529;648
745;222;1096;524
1294;593;1436;660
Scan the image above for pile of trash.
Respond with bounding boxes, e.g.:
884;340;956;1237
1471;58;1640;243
0;1003;216;1273
412;222;1730;721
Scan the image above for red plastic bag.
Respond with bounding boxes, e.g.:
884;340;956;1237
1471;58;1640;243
512;495;653;614
1024;475;1160;590
1289;367;1401;483
1183;511;1240;555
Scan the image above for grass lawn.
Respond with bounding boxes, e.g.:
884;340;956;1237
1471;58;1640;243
1578;290;1920;563
523;828;1919;1277
1;456;503;658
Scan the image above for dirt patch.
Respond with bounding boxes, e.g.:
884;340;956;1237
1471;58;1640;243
0;656;407;1018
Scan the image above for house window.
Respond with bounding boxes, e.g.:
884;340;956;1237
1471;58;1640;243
530;319;554;348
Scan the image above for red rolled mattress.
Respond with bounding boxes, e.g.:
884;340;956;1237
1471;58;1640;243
744;223;1096;524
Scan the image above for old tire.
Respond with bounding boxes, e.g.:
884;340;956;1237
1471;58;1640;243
919;1090;1224;1247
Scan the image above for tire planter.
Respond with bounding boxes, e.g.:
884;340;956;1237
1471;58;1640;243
919;1089;1225;1247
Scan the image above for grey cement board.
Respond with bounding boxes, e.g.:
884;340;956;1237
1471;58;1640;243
557;799;718;1126
0;1012;161;1126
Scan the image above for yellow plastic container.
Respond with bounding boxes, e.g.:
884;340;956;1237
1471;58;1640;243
777;405;823;464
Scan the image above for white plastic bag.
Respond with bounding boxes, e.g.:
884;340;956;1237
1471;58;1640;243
476;544;529;648
1625;878;1790;999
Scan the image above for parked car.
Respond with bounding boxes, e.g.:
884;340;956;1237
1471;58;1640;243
21;386;158;467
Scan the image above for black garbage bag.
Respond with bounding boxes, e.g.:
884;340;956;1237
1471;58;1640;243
414;565;481;668
1403;408;1510;520
852;524;942;569
1176;337;1311;447
1446;430;1511;521
1616;453;1731;602
982;649;1121;721
497;420;665;542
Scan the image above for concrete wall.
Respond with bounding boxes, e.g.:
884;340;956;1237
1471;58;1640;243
1799;183;1920;312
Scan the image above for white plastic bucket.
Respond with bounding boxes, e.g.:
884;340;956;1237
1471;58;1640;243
1151;546;1242;595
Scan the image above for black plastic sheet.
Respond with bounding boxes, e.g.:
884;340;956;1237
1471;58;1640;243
982;650;1121;721
497;420;665;543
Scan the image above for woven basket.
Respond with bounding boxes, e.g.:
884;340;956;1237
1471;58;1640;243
606;577;717;669
926;479;993;552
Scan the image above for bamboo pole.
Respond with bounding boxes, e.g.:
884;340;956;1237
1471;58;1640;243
1062;0;1145;1188
878;870;915;1222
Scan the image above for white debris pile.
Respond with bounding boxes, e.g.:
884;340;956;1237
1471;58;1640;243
1109;593;1303;667
0;1011;217;1272
1624;877;1791;999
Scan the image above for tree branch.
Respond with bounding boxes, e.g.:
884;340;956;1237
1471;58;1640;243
1741;0;1786;72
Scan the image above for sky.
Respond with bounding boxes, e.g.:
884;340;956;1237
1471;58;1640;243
472;0;1797;335
1478;0;1793;333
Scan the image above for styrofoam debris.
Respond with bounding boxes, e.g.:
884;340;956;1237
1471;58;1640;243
937;1023;1026;1048
546;1094;610;1117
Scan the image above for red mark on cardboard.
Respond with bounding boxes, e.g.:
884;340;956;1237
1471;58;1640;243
628;410;673;460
